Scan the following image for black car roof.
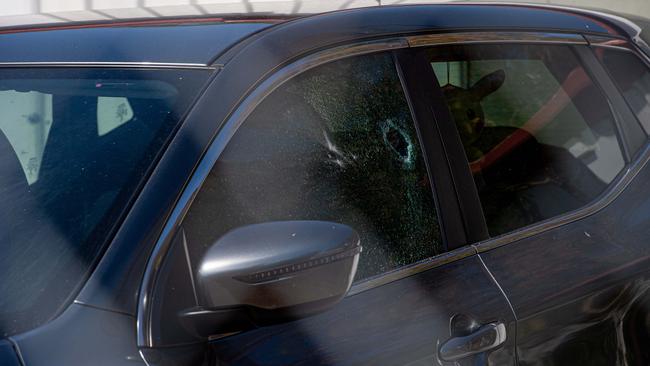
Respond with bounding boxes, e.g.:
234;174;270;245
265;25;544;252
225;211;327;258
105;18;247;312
0;18;284;65
0;4;645;65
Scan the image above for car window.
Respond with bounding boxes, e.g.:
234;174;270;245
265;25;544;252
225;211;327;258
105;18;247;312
182;52;443;281
0;68;208;338
596;47;650;135
427;44;625;236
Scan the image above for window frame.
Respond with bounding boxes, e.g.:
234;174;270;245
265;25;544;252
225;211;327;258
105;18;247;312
393;48;477;250
137;31;650;348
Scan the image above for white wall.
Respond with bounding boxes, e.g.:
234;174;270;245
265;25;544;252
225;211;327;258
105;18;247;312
0;1;648;28
0;91;52;185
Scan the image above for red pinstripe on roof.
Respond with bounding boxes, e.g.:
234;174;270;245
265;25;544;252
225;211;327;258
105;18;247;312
0;16;289;36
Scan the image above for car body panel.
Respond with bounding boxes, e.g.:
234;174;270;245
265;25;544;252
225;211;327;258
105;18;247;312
479;144;650;364
0;21;273;65
0;340;20;366
11;304;142;366
209;255;516;366
1;3;650;366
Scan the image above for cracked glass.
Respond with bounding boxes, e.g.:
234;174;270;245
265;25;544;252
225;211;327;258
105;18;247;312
183;52;443;281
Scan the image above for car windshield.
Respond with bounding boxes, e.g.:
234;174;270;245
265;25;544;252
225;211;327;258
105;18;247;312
0;68;208;337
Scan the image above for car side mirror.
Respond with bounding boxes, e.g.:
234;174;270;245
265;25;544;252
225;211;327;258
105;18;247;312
179;221;361;338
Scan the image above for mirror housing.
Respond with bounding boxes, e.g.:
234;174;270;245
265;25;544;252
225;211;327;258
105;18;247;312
181;221;361;338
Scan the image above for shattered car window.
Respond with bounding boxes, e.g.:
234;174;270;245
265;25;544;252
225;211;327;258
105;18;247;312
183;52;443;280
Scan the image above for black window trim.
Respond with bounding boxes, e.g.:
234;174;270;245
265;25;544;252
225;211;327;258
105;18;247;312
393;49;471;251
394;48;489;248
138;31;646;348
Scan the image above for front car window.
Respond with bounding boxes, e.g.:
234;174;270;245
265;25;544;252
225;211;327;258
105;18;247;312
429;44;625;236
0;68;207;337
182;52;443;282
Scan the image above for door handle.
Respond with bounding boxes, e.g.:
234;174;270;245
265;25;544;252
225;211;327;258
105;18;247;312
439;322;507;362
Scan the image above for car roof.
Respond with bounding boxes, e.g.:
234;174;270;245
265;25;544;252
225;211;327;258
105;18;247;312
0;17;290;65
0;4;646;66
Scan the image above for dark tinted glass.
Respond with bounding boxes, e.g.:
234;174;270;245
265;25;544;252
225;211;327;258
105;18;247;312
183;53;442;281
0;68;207;337
597;47;650;135
428;44;624;236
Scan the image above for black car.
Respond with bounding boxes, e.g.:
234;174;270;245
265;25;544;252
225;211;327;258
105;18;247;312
2;3;650;365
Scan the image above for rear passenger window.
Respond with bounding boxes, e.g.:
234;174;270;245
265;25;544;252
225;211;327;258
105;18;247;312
182;53;442;281
428;44;625;236
596;47;650;135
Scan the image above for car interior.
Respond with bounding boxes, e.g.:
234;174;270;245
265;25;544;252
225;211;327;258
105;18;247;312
431;44;619;236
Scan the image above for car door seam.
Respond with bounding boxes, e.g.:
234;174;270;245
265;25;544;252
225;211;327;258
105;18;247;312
6;337;26;366
476;252;517;321
476;251;519;363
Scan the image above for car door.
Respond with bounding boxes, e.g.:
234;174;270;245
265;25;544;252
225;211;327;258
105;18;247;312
139;46;517;365
415;33;650;364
